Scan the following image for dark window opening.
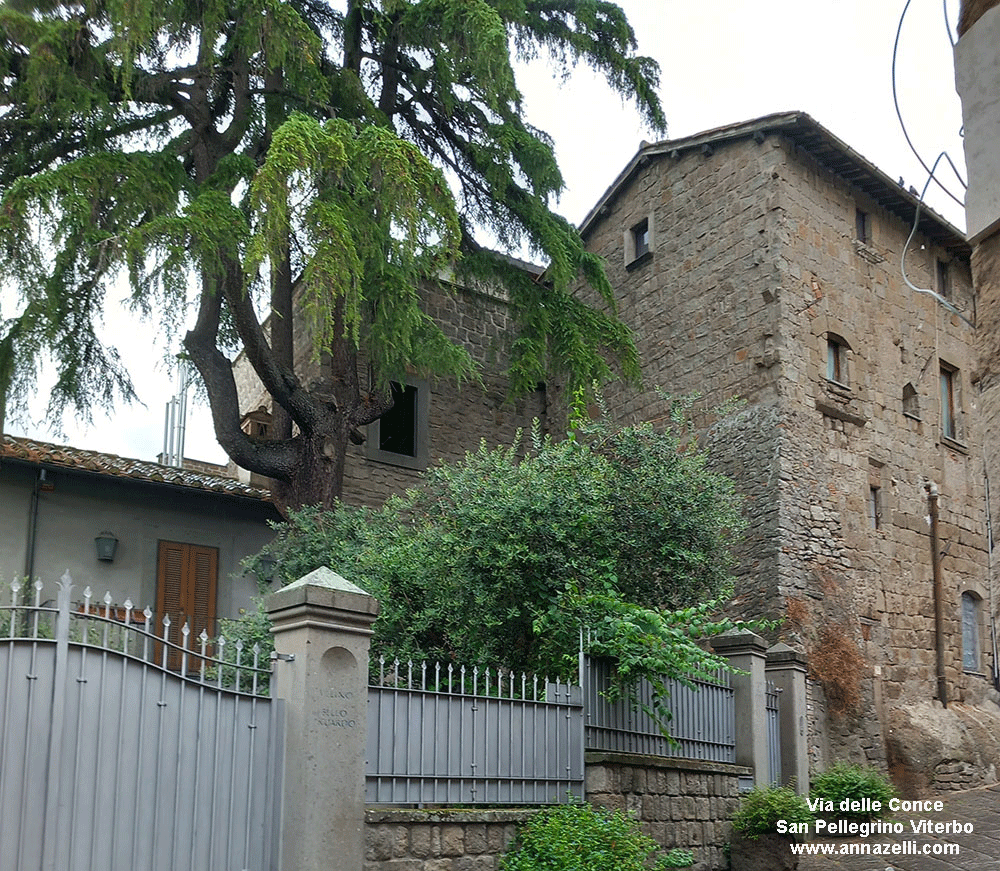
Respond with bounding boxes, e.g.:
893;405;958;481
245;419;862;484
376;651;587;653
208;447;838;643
632;218;650;259
940;365;957;440
868;486;882;530
827;337;847;385
902;382;920;419
379;382;418;456
855;208;870;244
937;259;951;299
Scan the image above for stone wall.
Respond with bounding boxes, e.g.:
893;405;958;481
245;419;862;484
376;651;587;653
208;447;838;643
363;754;748;871
232;280;545;508
585;753;747;871
577;126;997;781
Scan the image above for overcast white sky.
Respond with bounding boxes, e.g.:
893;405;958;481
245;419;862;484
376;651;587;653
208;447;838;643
7;0;969;464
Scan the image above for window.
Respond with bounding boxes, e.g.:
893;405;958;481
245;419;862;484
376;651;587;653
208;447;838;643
624;215;653;267
826;336;848;386
940;364;958;440
156;541;218;670
902;382;920;419
937;259;951;300
868;486;882;530
379;382;417;456
366;379;430;470
632;218;650;259
855;208;871;244
962;592;981;671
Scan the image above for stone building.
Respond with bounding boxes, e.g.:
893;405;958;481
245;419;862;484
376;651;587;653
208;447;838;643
234;110;1000;789
575;110;1000;789
232;272;547;508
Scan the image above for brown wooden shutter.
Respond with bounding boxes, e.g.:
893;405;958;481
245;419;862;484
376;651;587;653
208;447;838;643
156;541;218;670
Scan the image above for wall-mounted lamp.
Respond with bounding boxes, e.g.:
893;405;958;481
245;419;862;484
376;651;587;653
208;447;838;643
256;554;278;584
95;531;119;562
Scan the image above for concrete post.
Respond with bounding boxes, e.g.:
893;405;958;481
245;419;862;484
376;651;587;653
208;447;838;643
265;567;379;871
765;642;809;795
713;630;770;787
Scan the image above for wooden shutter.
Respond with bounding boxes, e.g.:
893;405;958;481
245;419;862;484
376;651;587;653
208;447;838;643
156;541;218;670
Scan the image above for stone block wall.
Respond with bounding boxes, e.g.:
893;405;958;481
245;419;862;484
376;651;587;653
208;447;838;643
576;124;996;780
585;753;747;871
363;755;748;871
232;280;545;508
364;809;529;871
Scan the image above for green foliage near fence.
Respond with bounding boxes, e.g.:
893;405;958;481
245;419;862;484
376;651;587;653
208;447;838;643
248;407;761;697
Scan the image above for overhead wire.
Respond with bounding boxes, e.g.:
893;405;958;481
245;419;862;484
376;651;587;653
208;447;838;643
900;150;974;328
892;0;967;207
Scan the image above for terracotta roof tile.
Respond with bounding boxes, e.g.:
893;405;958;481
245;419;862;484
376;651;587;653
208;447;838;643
1;434;272;502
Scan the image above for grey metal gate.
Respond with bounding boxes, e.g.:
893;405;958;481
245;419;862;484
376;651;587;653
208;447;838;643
0;574;284;871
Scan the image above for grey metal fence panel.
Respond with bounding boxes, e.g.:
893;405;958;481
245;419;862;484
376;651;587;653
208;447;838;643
366;661;584;805
766;680;782;786
582;656;736;763
0;575;284;871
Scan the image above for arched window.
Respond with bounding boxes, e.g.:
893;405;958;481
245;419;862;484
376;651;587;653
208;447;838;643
902;383;920;419
962;592;981;671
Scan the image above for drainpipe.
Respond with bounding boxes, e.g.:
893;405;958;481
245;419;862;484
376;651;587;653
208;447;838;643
926;482;948;707
24;467;44;581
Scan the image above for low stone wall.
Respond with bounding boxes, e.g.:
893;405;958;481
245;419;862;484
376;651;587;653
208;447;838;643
364;754;750;871
585;752;750;871
364;808;532;870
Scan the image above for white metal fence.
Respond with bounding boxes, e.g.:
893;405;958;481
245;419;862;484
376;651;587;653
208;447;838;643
0;574;284;871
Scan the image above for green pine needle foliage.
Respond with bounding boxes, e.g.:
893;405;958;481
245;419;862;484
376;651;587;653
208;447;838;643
1;0;664;448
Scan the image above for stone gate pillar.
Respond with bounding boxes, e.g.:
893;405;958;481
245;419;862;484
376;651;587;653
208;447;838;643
713;630;770;787
766;642;809;794
265;567;379;871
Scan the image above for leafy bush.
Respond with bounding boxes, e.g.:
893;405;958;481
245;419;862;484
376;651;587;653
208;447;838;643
247;413;753;692
731;786;813;840
656;847;695;868
809;763;896;821
500;804;672;871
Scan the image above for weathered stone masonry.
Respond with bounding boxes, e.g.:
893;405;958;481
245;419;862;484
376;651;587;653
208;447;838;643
576;112;995;784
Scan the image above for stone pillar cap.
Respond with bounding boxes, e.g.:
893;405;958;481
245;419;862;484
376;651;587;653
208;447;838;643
711;629;768;654
265;565;380;627
766;641;808;667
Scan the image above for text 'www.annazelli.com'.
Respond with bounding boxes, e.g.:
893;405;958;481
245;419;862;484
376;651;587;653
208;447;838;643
790;841;961;857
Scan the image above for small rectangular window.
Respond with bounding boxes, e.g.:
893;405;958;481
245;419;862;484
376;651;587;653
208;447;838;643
937;259;951;299
379;382;418;456
855;208;870;244
868;486;882;530
827;338;846;385
940;365;957;440
962;592;980;671
632;218;650;259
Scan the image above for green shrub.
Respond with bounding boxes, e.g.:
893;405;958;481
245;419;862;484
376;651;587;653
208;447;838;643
731;785;813;840
500;804;667;871
656;847;695;868
809;763;896;821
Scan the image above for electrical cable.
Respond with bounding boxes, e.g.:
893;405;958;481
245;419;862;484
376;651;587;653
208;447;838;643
892;0;967;206
900;150;974;327
943;0;957;47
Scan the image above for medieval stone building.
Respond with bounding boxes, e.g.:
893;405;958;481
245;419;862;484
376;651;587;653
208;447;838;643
232;271;546;507
576;111;998;790
234;111;1000;790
